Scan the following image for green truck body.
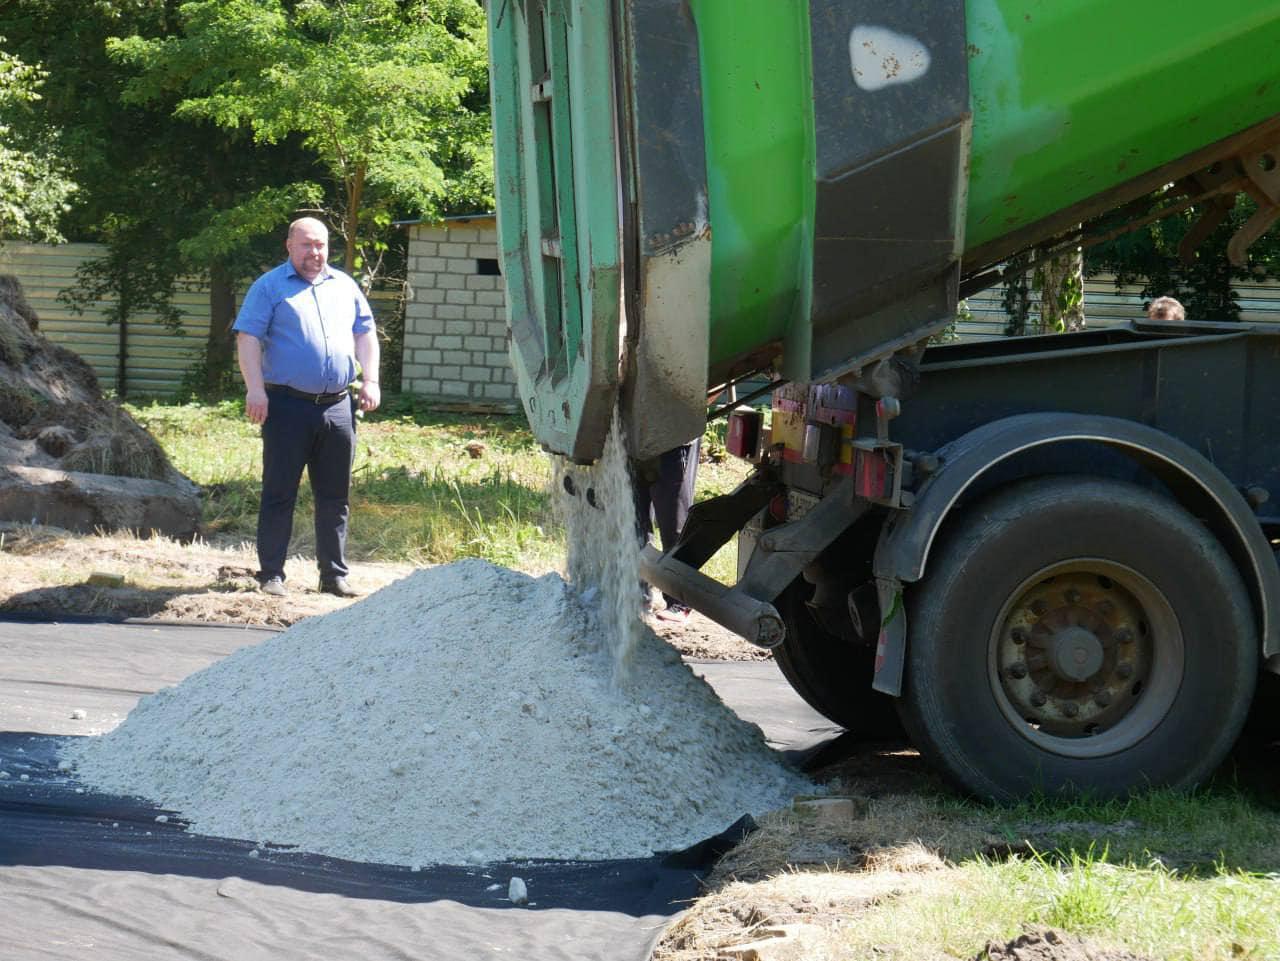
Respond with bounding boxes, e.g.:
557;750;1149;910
486;0;1280;800
489;0;1280;461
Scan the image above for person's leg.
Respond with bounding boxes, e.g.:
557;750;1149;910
631;460;656;547
308;395;356;583
651;438;700;614
257;394;311;582
651;438;700;550
629;456;660;613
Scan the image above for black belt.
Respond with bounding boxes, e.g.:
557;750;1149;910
265;384;349;404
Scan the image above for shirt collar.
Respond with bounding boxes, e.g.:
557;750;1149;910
285;261;333;284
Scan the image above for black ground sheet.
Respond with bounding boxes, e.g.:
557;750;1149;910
0;618;840;961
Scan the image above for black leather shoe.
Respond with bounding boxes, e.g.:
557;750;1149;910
318;576;361;598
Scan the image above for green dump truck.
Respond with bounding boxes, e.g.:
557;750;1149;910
487;0;1280;799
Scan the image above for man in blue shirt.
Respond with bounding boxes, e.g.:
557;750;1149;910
233;217;381;598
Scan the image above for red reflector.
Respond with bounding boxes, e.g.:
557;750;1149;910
855;448;891;499
726;409;762;459
768;494;788;522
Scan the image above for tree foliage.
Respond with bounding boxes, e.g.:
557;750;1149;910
0;1;315;393
0;40;75;244
108;0;492;280
1;0;492;395
1088;194;1280;321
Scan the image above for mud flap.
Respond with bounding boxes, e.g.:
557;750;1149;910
872;576;906;696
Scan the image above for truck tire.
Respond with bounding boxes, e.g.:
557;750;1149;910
899;475;1257;801
774;581;901;737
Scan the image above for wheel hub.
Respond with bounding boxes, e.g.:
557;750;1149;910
992;566;1169;746
1049;626;1104;681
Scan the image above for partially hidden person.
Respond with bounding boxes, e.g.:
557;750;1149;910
1147;296;1186;321
233;216;381;598
633;438;700;623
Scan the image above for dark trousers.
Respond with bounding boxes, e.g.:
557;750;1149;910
633;438;700;550
257;391;356;583
633;439;700;606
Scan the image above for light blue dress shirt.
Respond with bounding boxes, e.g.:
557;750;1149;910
233;261;376;394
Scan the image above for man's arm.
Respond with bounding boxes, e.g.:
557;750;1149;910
237;332;269;425
355;329;381;413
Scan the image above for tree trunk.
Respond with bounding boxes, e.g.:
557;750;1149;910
1037;245;1086;333
205;261;237;392
344;164;366;276
116;289;130;398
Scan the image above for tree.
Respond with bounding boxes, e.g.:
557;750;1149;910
1088;194;1280;321
107;0;492;283
0;41;75;244
1;1;318;394
1036;245;1085;333
3;0;491;394
999;246;1085;336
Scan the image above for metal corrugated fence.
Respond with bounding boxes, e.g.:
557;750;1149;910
3;243;1279;393
961;275;1280;340
0;242;211;395
0;242;402;397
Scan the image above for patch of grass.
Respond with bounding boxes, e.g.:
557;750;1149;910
130;398;261;485
988;786;1280;873
845;851;1280;961
684;779;1280;961
352;466;558;569
125;396;753;577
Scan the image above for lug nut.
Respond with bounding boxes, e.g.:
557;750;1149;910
1064;588;1080;604
1031;599;1049;616
1095;691;1112;708
1030;690;1048;707
1008;662;1028;679
1062;702;1080;718
1011;627;1028;645
1116;663;1134;679
1115;627;1133;644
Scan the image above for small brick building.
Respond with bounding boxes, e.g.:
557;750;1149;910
400;215;518;411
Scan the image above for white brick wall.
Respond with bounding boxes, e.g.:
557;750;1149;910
402;220;518;410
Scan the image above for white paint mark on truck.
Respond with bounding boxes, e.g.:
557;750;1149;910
850;26;930;91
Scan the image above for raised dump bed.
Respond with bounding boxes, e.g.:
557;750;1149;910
488;0;1280;460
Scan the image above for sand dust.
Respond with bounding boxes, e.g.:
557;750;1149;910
555;409;645;681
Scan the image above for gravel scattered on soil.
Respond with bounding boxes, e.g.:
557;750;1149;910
974;927;1154;961
64;559;810;865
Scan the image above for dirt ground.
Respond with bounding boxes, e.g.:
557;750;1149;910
0;521;766;661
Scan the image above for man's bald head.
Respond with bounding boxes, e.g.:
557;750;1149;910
286;218;329;281
289;217;328;241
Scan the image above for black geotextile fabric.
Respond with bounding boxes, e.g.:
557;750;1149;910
0;731;753;961
0;619;841;961
0;729;751;907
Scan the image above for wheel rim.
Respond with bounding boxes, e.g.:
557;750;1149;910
987;559;1184;758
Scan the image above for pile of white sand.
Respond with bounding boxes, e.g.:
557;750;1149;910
63;560;810;865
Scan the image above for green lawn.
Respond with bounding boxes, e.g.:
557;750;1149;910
835;786;1280;961
128;393;748;579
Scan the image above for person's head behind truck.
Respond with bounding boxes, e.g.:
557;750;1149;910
1147;296;1186;321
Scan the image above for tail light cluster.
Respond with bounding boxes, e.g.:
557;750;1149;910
726;383;903;505
737;383;859;473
